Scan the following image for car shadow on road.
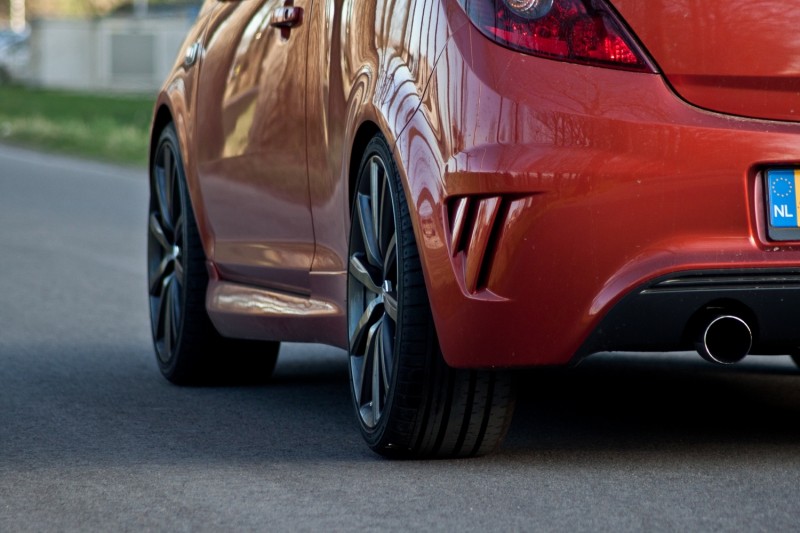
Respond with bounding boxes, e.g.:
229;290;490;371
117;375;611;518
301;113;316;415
4;345;800;467
504;352;800;458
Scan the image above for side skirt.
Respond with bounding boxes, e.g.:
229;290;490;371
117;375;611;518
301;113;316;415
206;267;348;348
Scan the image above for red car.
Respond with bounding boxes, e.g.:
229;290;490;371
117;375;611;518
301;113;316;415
148;0;800;458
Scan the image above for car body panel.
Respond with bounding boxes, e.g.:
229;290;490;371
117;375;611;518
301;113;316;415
305;0;458;275
194;0;316;294
611;0;800;122
151;0;219;258
152;0;800;366
394;1;800;367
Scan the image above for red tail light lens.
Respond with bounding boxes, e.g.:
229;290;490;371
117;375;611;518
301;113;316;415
460;0;653;72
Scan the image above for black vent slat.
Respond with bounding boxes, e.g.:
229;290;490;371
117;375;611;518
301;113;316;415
647;271;800;293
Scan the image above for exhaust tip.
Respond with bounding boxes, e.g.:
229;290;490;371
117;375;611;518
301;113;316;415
696;315;752;365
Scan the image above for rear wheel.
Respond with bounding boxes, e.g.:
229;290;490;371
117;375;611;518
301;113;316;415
148;124;279;385
347;135;516;458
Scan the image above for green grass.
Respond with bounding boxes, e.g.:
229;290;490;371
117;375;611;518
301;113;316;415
0;85;155;167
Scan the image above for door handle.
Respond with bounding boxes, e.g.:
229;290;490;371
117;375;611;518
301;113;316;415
270;6;304;28
184;41;202;68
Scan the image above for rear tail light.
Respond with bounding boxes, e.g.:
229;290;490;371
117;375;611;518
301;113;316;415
459;0;654;72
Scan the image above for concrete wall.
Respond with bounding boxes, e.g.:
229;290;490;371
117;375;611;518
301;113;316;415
28;16;191;93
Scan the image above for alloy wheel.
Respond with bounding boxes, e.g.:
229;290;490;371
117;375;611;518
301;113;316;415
148;138;186;365
348;155;400;429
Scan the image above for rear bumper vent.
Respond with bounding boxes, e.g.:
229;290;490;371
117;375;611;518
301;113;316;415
447;195;531;294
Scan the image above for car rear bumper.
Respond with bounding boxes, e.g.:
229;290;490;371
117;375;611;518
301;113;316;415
395;9;800;368
578;268;800;358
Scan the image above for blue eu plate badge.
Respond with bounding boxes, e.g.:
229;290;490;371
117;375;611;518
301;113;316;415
767;169;800;228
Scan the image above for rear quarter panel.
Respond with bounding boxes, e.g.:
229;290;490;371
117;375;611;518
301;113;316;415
306;0;460;275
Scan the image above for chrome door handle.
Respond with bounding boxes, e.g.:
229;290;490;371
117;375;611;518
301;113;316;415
184;41;202;68
270;6;304;28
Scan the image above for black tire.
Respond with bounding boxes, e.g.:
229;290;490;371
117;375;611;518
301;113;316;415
347;134;516;458
148;124;279;385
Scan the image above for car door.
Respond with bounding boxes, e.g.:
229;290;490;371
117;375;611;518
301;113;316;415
194;0;314;294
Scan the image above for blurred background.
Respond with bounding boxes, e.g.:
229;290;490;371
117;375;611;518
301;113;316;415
0;0;199;91
0;0;201;165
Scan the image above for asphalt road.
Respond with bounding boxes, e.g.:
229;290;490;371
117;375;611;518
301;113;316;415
2;144;800;531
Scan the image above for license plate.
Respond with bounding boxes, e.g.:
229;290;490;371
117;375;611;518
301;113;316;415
765;169;800;241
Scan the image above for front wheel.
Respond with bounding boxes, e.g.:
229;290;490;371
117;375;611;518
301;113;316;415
148;124;279;385
347;135;516;458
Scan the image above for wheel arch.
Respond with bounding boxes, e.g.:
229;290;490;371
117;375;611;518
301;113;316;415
149;104;174;170
343;106;454;354
347;121;382;212
351;77;461;369
345;115;429;273
148;94;215;265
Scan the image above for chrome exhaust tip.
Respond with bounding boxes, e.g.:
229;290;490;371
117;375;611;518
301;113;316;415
696;315;752;365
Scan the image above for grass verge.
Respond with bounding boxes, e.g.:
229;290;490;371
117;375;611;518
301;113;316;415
0;85;154;167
